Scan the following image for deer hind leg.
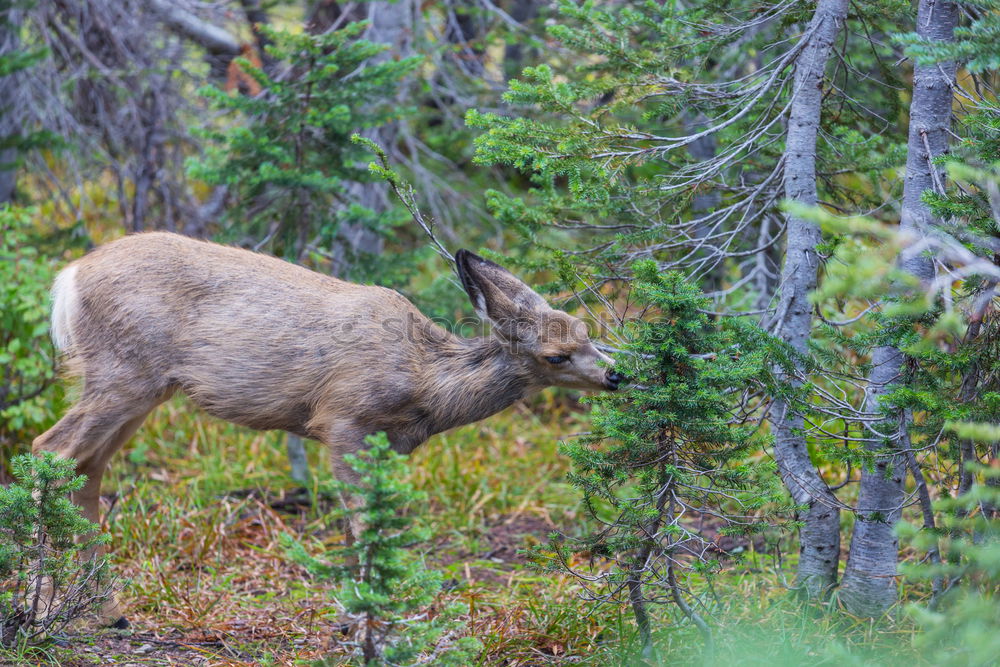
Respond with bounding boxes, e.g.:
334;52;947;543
32;390;164;628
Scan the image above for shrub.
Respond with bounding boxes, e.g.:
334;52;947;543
0;206;58;464
188;21;419;273
0;453;112;647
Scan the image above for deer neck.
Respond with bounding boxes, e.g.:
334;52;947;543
417;334;538;436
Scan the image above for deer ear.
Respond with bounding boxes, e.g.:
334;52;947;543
455;249;491;320
455;250;548;336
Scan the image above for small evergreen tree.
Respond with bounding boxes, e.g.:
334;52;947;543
0;453;112;646
189;21;420;271
282;433;480;665
530;263;797;657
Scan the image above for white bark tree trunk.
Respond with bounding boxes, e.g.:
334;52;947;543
286;433;311;485
839;0;958;616
772;0;848;598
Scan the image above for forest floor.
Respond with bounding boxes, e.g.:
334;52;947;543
3;393;929;666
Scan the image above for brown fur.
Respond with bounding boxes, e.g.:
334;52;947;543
32;232;618;622
225;44;263;97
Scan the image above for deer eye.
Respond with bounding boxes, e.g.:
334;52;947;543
544;355;569;365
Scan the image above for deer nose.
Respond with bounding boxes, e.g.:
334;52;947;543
605;370;626;389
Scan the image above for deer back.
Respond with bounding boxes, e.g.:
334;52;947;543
60;232;461;439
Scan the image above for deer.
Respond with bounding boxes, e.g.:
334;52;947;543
32;231;623;628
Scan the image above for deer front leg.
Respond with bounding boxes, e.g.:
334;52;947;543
322;421;368;552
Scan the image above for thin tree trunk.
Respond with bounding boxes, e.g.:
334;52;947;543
343;0;413;258
0;146;15;204
285;433;311;485
626;466;676;660
953;282;994;516
686;112;726;291
306;0;414;270
627;574;653;659
0;8;23;205
772;0;848;598
502;0;539;77
840;0;958;617
901;408;943;604
148;0;240;56
240;0;275;72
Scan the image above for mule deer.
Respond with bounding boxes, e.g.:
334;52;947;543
32;232;622;625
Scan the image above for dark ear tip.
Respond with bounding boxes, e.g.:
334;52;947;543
455;249;482;264
455;250;472;278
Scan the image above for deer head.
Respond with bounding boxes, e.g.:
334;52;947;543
455;249;623;392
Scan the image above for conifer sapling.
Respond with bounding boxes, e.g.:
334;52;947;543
0;453;113;646
282;433;479;665
530;263;796;656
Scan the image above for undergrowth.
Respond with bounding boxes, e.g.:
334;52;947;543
1;391;958;665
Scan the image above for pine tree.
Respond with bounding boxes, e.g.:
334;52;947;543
189;21;420;272
530;263;797;657
0;453;112;646
282;433;480;665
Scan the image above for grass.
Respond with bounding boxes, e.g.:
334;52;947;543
2;389;956;666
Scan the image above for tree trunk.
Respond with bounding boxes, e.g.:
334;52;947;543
772;0;848;598
341;0;414;260
839;0;958;617
148;0;240;57
306;0;414;270
285;433;311;485
0;8;23;205
240;0;276;74
503;0;539;77
686;112;725;290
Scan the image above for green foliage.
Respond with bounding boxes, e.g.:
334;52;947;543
282;433;479;665
0;453;111;646
466;0;732;272
468;0;906;296
188;22;420;271
897;0;1000;72
468;1;871;647
0;206;57;458
900;457;1000;666
531;264;796;651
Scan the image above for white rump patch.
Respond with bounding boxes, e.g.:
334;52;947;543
50;264;79;352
